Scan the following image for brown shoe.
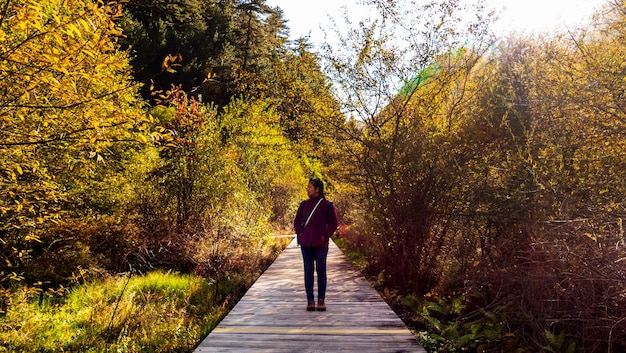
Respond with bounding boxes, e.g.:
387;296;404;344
317;299;326;311
306;300;316;311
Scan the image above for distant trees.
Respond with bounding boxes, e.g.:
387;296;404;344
119;0;289;106
119;0;340;148
120;0;234;104
127;90;307;273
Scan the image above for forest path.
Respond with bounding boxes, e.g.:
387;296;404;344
194;237;426;352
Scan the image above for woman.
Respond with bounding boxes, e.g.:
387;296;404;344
294;177;339;311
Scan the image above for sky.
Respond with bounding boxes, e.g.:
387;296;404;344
265;0;609;45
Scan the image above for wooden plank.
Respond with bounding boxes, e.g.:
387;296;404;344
194;238;426;353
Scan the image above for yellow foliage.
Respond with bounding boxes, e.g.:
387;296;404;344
0;0;148;285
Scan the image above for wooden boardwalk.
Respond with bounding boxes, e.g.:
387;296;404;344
194;238;426;353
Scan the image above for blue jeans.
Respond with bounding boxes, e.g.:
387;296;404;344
300;246;329;301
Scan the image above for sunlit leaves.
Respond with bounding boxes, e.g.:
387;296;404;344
328;1;626;349
0;0;147;288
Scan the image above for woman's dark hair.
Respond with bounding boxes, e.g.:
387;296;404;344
309;177;324;196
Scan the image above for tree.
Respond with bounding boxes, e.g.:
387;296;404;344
322;0;494;292
120;0;291;106
120;0;231;104
0;0;148;288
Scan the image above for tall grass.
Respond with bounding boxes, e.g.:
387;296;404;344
0;271;223;353
1;235;292;353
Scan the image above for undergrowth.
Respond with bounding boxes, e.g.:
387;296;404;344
0;237;291;353
0;271;219;352
335;232;520;353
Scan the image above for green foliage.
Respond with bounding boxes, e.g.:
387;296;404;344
120;88;308;279
543;330;576;353
413;295;510;353
120;0;289;105
128;271;195;301
368;292;521;353
219;97;307;225
333;237;367;270
119;0;342;167
0;271;218;353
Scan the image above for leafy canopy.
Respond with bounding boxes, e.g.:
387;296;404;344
0;0;149;286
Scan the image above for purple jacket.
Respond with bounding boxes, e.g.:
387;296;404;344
294;196;338;248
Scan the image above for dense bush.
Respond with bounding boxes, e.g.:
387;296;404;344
328;1;626;351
